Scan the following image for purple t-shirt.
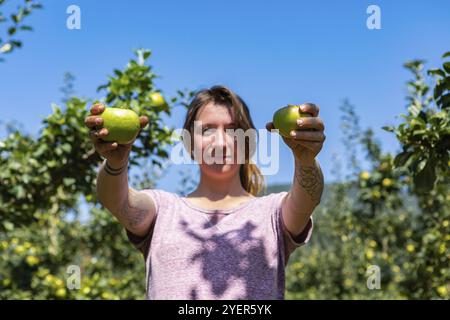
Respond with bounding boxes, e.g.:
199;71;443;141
126;189;313;300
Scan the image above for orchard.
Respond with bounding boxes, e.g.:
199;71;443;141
0;1;448;300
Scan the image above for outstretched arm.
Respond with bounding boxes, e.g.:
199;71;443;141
97;161;157;237
267;103;325;237
85;102;155;237
282;156;323;236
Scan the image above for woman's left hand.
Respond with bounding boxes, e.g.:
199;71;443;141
266;103;325;162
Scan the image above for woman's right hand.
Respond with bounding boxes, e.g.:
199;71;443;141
85;103;149;168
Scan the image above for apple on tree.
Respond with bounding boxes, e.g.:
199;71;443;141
149;92;166;108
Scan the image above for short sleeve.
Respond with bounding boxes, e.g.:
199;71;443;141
125;189;161;258
280;215;313;261
270;192;314;265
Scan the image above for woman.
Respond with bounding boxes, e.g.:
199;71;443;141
84;85;325;299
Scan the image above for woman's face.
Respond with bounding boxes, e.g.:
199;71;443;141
192;102;241;179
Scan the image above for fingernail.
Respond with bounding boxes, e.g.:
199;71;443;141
297;119;303;126
96;118;102;125
290;131;296;137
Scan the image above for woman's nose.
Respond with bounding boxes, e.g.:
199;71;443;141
211;129;230;155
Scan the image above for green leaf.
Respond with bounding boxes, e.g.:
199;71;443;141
382;126;394;132
443;51;450;58
20;25;33;31
444;78;450;90
394;151;412;167
427;68;445;77
439;93;450;108
63;177;76;186
97;83;108;92
16;185;25;199
11;14;19;23
418;111;427;122
412;129;426;136
8;27;16;36
22;174;30;184
10;40;22;48
143;50;151;60
408;104;421;117
157;149;168;158
417;159;427;172
413;160;436;193
3;221;14;231
434;82;445;100
444;62;450;73
404;60;425;71
61;143;72;153
410;118;425;127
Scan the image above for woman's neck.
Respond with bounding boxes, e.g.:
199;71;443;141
189;172;251;200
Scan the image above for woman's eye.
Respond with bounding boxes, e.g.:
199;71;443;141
202;128;214;135
226;129;236;136
201;127;237;136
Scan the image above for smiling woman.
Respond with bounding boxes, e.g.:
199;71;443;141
89;85;321;300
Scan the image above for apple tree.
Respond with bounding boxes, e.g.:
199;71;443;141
0;49;192;299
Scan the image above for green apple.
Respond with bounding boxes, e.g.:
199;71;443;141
272;104;311;138
149;92;166;108
100;108;140;144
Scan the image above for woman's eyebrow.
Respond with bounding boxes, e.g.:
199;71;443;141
200;122;236;127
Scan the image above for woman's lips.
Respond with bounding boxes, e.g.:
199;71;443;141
216;155;233;164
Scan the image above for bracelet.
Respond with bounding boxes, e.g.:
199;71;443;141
104;161;128;176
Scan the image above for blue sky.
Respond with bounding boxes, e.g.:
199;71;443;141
1;0;450;193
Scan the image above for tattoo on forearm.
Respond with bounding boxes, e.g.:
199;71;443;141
295;164;324;204
122;194;148;228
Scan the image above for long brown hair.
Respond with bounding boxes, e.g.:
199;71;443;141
182;85;265;196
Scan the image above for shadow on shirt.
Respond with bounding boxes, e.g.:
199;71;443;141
179;215;281;300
